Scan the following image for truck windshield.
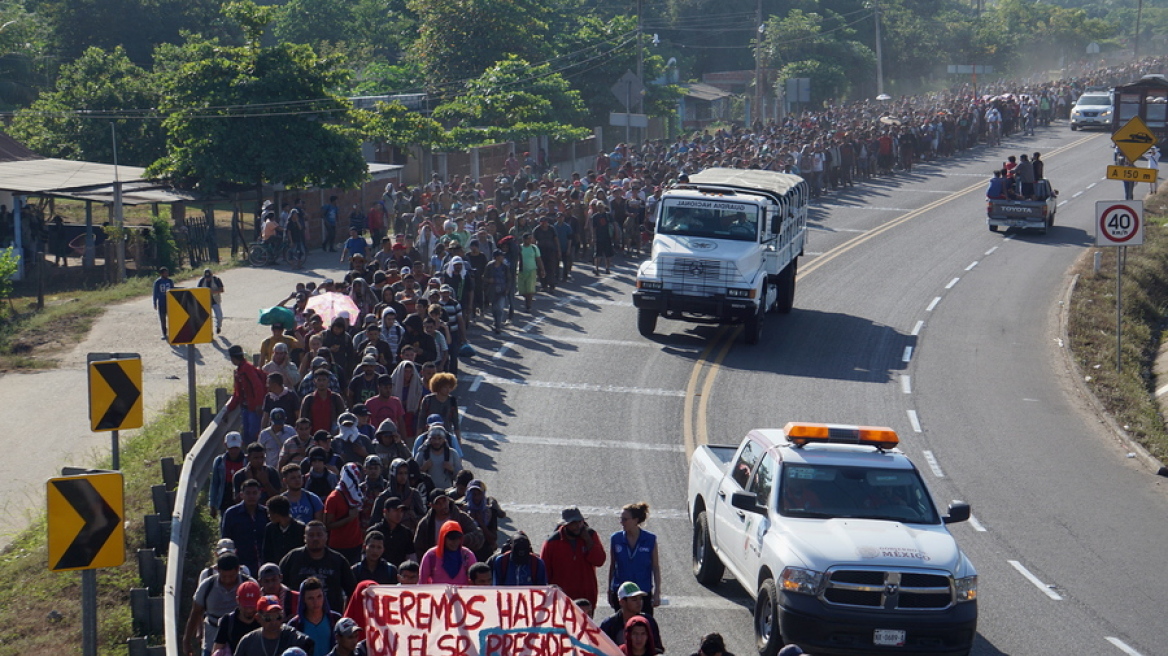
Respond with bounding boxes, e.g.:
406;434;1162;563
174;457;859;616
657;199;759;242
779;464;940;524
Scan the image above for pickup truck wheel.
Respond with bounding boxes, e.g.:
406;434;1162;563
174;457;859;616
637;309;658;337
692;511;724;585
755;578;784;656
744;304;763;345
988;224;999;233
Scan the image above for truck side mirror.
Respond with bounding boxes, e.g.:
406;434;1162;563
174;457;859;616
770;215;780;234
731;491;764;514
942;501;971;524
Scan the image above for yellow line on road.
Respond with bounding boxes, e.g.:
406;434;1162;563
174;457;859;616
679;132;1102;456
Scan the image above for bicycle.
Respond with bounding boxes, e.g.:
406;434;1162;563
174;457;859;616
248;237;306;268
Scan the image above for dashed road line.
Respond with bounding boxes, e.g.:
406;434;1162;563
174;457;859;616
1105;637;1144;656
462;432;685;453
1073;191;1084;198
907;410;922;433
967;515;986;532
468;375;485;392
922;450;945;477
911;320;924;336
985;246;998;255
492;343;514;360
1058;200;1068;207
1087;182;1097;189
660;596;751;610
926;296;941;312
1008;560;1063;600
900;375;911;394
902;346;914;363
946;277;960;289
965;261;978;271
560;295;635;307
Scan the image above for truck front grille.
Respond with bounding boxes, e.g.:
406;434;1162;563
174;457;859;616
822;568;953;611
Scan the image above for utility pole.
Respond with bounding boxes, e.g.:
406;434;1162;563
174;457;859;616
110;123;125;284
755;0;763;125
1135;0;1144;58
637;0;644;143
874;2;884;97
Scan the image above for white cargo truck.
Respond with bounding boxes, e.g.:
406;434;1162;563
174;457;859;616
688;423;978;656
633;169;808;344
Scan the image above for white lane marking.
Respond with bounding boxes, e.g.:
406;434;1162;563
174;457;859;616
1004;235;1015;241
1058;200;1068;207
985;246;998;255
1087;182;1097;189
505;504;688;521
911;320;924;336
659;596;751;610
901;375;911;394
461;373;685;397
589;279;605;287
926;296;941;312
907;410;922;433
560;295;635;307
492;342;514;360
964;261;978;271
967;515;986;532
902;346;913;362
805;251;825;256
1155;384;1168;397
945;277;960;289
463;432;685;453
468;375;485;392
922;450;945;477
1008;560;1063;600
810;226;873;232
521;317;545;332
1105;637;1144;656
1073;191;1084;198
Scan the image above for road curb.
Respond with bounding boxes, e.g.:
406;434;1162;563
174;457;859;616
1057;267;1168;477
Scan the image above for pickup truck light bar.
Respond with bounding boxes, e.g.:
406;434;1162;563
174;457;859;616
783;422;900;449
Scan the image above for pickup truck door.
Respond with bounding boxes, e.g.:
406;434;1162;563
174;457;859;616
714;439;763;576
737;454;778;578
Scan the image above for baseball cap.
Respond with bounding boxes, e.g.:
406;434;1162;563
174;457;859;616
335;617;363;637
351;403;370;416
617;582;648;600
377;374;392;386
381;496;403;510
338;412;357;426
224;432;243;449
361;355;378;366
227;345;245;358
257;595;283;614
215;538;237;555
426;414;445;426
365;454;382;467
203;268;212;275
269;408;286;423
375;419;397;435
777;647;804;656
440;284;454;294
561;507;585;524
400;267;412;276
236;580;262;607
273;342;289;353
258;562;282;579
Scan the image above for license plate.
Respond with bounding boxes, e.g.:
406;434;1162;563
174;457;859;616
1009;220;1029;227
874;629;906;647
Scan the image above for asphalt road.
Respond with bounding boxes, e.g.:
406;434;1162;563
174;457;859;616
457;125;1168;656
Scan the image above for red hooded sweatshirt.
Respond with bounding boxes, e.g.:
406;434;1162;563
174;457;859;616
540;522;607;608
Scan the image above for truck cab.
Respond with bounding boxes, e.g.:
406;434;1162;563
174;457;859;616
688;423;978;656
633;169;808;344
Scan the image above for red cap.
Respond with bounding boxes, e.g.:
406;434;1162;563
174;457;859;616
237;580;262;607
257;595;283;614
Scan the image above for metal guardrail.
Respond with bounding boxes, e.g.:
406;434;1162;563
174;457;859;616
163;400;238;656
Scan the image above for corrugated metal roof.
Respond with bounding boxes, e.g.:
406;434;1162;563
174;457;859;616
0;158;149;194
682;83;734;102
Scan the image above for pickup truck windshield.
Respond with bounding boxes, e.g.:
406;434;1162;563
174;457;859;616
657;200;759;242
779;463;940;524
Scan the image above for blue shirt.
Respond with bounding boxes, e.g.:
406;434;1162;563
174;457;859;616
343;237;367;257
322;204;338;226
220;502;269;576
284;490;324;525
152;277;174;309
610;529;657;594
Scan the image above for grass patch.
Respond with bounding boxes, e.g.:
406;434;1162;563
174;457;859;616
1067;216;1168;462
0;383;224;656
0;254;238;371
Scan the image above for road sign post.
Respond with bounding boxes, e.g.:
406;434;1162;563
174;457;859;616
48;470;124;656
1095;200;1145;374
167;288;212;432
87;353;143;470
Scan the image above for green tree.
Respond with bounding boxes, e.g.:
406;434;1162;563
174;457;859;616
357;100;450;150
0;0;54;109
778;60;848;105
764;9;874;100
406;0;552;88
432;56;586;128
149;1;368;195
9;46;164;165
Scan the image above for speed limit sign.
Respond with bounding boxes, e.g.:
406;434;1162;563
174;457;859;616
1095;201;1144;246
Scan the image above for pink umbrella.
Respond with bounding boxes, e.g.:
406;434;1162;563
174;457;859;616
305;292;361;327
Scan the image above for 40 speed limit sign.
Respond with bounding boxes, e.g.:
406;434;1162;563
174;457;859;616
1095;201;1144;246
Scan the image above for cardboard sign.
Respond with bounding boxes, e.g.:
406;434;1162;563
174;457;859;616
363;585;622;656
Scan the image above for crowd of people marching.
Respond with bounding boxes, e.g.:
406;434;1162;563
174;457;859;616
183;56;1168;656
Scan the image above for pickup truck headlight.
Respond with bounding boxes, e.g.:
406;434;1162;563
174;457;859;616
955;575;978;602
637;280;663;290
780;567;825;595
726;287;755;298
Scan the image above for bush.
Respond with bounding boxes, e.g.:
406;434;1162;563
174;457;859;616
150;215;181;272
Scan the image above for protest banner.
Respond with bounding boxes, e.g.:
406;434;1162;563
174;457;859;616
363;585;622;656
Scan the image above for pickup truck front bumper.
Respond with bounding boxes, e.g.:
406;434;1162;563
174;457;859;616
633;290;757;322
778;592;977;655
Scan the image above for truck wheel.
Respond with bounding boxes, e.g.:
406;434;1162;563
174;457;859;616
1070;124;1078;131
744;304;764;345
755;578;784;656
692;511;724;585
988;224;999;233
773;260;797;314
637;309;658;337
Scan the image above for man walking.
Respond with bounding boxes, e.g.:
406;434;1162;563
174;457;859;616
540;507;607;609
197;268;225;334
322;196;339;252
227;345;267;443
153;267;174;339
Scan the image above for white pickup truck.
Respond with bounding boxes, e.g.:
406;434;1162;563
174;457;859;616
687;423;978;656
